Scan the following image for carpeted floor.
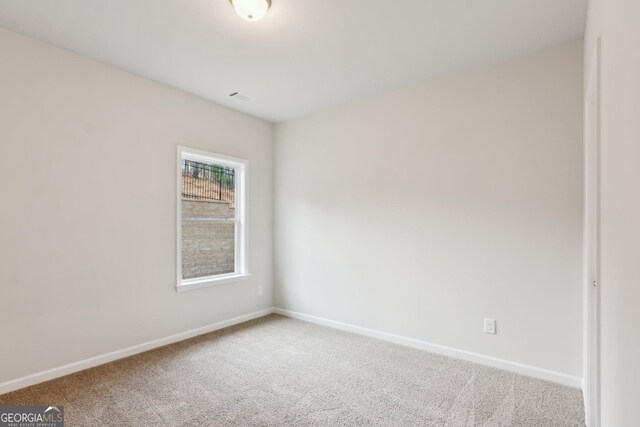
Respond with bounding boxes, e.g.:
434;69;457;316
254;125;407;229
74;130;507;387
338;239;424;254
0;314;584;426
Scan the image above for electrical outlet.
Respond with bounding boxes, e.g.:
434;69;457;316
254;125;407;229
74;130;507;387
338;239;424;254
484;318;497;334
257;286;263;296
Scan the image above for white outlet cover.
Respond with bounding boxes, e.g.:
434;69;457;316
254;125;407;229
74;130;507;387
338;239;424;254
484;318;497;334
257;286;263;296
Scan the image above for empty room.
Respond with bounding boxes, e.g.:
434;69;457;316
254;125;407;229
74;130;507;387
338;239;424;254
0;0;638;426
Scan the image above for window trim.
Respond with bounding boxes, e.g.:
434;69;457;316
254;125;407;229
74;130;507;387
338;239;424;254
176;146;249;292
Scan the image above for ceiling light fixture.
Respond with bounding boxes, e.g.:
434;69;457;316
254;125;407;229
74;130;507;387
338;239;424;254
230;0;271;22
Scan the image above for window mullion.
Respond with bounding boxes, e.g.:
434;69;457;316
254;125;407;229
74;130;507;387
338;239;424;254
182;217;238;223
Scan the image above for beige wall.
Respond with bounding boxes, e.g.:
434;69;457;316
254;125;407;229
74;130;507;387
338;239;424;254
0;28;273;384
585;0;640;425
274;42;584;378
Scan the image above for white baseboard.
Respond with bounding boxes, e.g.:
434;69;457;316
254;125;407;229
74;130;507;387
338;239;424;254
273;307;582;389
0;307;275;395
1;306;582;395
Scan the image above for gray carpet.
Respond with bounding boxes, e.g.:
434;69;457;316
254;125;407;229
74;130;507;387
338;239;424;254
0;314;584;426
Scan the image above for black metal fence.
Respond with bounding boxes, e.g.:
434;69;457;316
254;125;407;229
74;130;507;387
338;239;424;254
182;159;235;202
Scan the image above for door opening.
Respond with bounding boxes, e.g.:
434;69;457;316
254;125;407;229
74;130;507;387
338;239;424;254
583;37;601;427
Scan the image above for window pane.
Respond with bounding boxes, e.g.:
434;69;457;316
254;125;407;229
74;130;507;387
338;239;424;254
181;159;236;280
182;221;235;279
182;199;236;220
182;159;235;206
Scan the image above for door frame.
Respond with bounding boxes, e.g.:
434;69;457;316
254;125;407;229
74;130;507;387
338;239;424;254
583;37;601;427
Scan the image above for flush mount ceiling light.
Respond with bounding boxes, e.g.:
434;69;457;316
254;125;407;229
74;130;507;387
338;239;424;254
230;0;271;22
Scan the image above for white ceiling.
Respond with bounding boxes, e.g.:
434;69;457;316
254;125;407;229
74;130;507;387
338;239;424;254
0;0;586;122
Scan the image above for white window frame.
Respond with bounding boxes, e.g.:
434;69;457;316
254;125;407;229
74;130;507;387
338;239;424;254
176;146;250;292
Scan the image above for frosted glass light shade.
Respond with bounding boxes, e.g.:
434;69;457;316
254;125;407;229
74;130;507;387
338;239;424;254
231;0;271;22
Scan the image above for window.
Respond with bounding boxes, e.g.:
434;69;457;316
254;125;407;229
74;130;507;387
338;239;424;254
176;146;248;291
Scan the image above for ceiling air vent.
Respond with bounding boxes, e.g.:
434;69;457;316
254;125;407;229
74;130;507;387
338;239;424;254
228;91;253;103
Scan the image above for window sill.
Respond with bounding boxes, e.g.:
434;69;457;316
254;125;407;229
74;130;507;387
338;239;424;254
176;273;251;292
